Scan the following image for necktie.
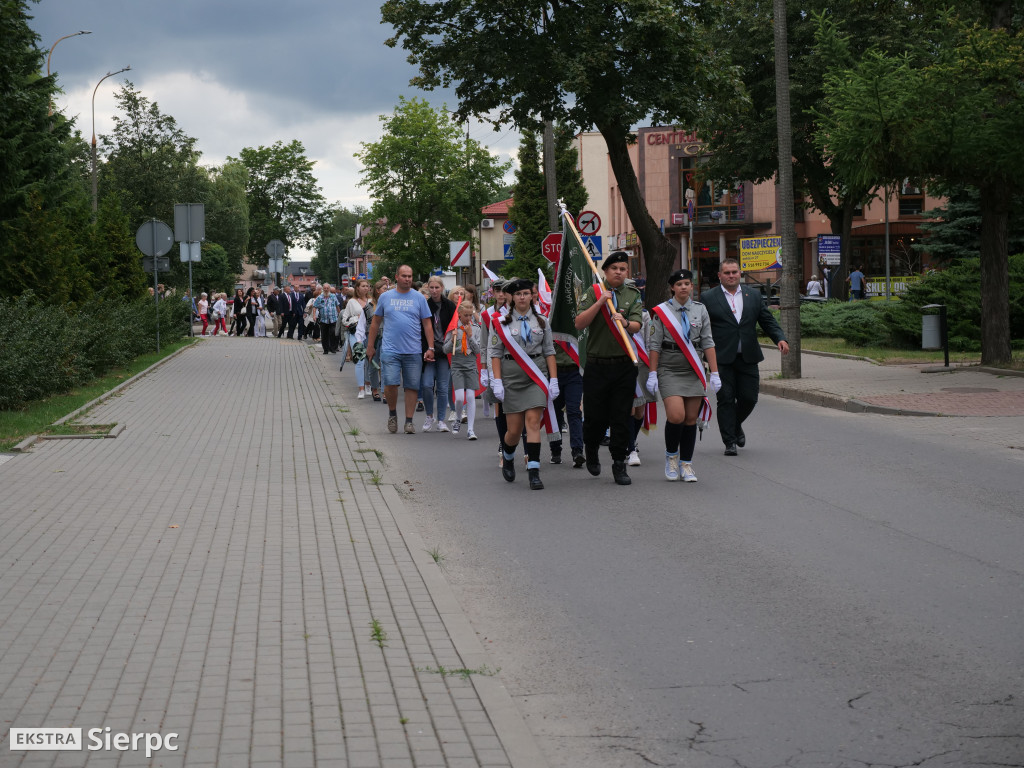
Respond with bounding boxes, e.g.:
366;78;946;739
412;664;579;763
681;306;690;338
520;316;531;343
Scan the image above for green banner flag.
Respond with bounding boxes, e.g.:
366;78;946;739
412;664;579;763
548;216;593;368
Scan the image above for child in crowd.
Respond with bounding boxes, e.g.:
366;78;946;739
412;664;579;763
443;300;482;440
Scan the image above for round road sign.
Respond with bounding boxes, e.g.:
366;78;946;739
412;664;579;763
578;210;601;236
135;220;174;258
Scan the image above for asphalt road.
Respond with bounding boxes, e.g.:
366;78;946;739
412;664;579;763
347;392;1024;768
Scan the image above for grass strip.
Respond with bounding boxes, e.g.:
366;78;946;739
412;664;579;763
0;338;195;452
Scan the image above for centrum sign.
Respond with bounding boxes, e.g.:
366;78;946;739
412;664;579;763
740;235;782;271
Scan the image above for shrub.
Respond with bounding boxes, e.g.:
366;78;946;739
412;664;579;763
797;300;896;347
0;293;190;411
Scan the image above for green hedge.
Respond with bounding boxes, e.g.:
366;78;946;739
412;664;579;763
0;293;190;410
791;253;1024;351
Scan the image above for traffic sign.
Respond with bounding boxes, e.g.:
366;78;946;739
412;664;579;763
449;240;471;267
542;232;562;264
503;243;514;260
582;235;603;262
503;220;517;235
142;256;170;274
265;239;285;259
578;210;601;236
135;220;174;257
173;203;205;243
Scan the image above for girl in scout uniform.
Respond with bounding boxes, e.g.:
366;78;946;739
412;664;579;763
444;300;482;440
647;269;722;483
488;279;558;490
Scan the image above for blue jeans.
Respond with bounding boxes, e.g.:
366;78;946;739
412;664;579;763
346;332;366;386
554;367;584;453
381;352;423;391
419;356;451;420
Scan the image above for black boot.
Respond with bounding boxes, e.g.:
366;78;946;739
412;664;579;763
528;468;544;490
501;442;517;482
585;446;601;476
612;460;631;486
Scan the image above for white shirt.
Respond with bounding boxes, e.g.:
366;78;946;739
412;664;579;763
721;285;743;322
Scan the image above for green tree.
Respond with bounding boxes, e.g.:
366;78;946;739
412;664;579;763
507;125;588;281
0;0;92;300
230;140;327;267
312;204;366;285
190;243;236;297
382;0;742;305
204;161;250;274
916;185;1024;267
89;190;146;300
815;8;1024;364
99;83;210;224
356;97;509;279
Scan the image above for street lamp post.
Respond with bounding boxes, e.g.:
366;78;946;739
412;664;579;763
47;30;91;116
91;66;131;214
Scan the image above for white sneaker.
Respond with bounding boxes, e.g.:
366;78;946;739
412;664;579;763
467;431;477;441
448;410;457;424
664;453;679;481
357;389;365;399
421;417;434;432
681;462;697;483
627;449;641;466
451;420;461;435
436;420;449;433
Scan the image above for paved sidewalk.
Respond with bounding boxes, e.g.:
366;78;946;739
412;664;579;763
0;338;545;768
758;349;1024;417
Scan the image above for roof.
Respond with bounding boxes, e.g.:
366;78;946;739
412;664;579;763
481;197;513;216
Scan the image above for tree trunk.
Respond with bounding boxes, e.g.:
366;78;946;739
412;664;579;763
596;118;678;307
774;0;801;378
978;180;1011;365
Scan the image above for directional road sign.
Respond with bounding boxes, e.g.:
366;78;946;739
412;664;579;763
578;210;601;236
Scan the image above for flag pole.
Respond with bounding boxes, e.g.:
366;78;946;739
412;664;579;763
560;204;638;365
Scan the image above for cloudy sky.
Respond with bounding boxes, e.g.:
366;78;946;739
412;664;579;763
29;0;521;244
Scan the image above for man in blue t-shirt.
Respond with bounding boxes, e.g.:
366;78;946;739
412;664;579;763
366;265;435;434
847;265;867;300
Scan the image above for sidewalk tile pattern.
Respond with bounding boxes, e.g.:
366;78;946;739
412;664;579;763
0;339;512;767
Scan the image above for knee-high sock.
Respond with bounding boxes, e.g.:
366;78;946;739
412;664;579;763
664;421;683;455
629;416;643;452
526;441;541;470
465;391;476;432
680;423;698;462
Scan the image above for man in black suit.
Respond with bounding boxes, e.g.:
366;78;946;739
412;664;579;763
701;258;789;456
279;285;301;338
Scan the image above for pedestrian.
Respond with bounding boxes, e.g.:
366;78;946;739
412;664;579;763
626;306;656;468
365;265;436;435
302;285;321;341
279;285;301;338
211;293;228;336
480;279;510;455
701;258;788;456
252;288;268;337
341;279;372;397
573;251;644;485
232;288;248;337
420;276;456;432
197;292;210;336
313;284;341;355
648;269;721;483
365;279;389;401
806;273;823;297
488;278;558;490
846;264;867;300
267;287;282;337
443;299;482;440
551;332;585;468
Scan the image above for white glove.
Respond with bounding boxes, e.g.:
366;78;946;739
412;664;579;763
491;379;505;402
479;369;489;387
548;378;560;400
709;372;722;393
646;371;659;393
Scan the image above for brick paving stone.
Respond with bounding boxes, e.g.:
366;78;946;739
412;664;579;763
0;338;536;767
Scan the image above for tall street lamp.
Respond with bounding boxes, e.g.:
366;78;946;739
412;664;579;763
91;66;131;214
47;30;91;117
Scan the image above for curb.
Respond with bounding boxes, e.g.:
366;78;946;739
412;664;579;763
760;382;950;418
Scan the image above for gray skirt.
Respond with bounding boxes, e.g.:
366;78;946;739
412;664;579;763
500;357;549;413
451;365;479;391
658;349;708;399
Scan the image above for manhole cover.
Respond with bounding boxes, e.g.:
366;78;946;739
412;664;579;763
940;387;999;393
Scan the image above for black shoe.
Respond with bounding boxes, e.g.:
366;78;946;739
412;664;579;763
724;443;738;456
416;401;424;412
501;455;516;482
612;461;632;486
572;451;585;469
528;468;544;490
736;428;746;448
550;454;562;465
600;434;611;446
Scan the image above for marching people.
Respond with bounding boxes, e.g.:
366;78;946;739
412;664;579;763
342;279;373;398
313;283;341;355
365;265;435;434
279;284;302;338
251;288;268;337
481;279;510;455
626;306;657;467
210;293;228;336
701;258;788;456
197;292;210;336
420;276;456;432
232;288;248;337
573;251;644;485
648;269;721;483
488;278;557;490
267;287;282;337
443;299;482;440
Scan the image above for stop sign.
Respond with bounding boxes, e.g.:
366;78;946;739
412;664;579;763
542;232;562;264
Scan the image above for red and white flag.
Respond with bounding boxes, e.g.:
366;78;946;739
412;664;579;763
536;268;552;315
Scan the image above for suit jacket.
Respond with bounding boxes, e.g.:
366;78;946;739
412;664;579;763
701;285;786;365
282;291;303;317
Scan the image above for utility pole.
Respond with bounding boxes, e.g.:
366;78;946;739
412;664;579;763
543;120;558;231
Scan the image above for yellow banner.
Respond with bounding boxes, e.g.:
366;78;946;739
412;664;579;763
740;236;782;271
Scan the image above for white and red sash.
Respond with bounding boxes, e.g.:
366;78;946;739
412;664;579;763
652;301;712;424
554;339;581;369
592;284;634;359
631;329;658;432
492;318;557;433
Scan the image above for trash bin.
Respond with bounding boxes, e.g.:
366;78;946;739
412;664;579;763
921;314;942;350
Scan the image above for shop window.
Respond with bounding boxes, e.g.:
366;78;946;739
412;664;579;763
680;158;745;224
899;179;924;216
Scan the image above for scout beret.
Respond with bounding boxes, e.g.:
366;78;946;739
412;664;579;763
603;251;629;269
